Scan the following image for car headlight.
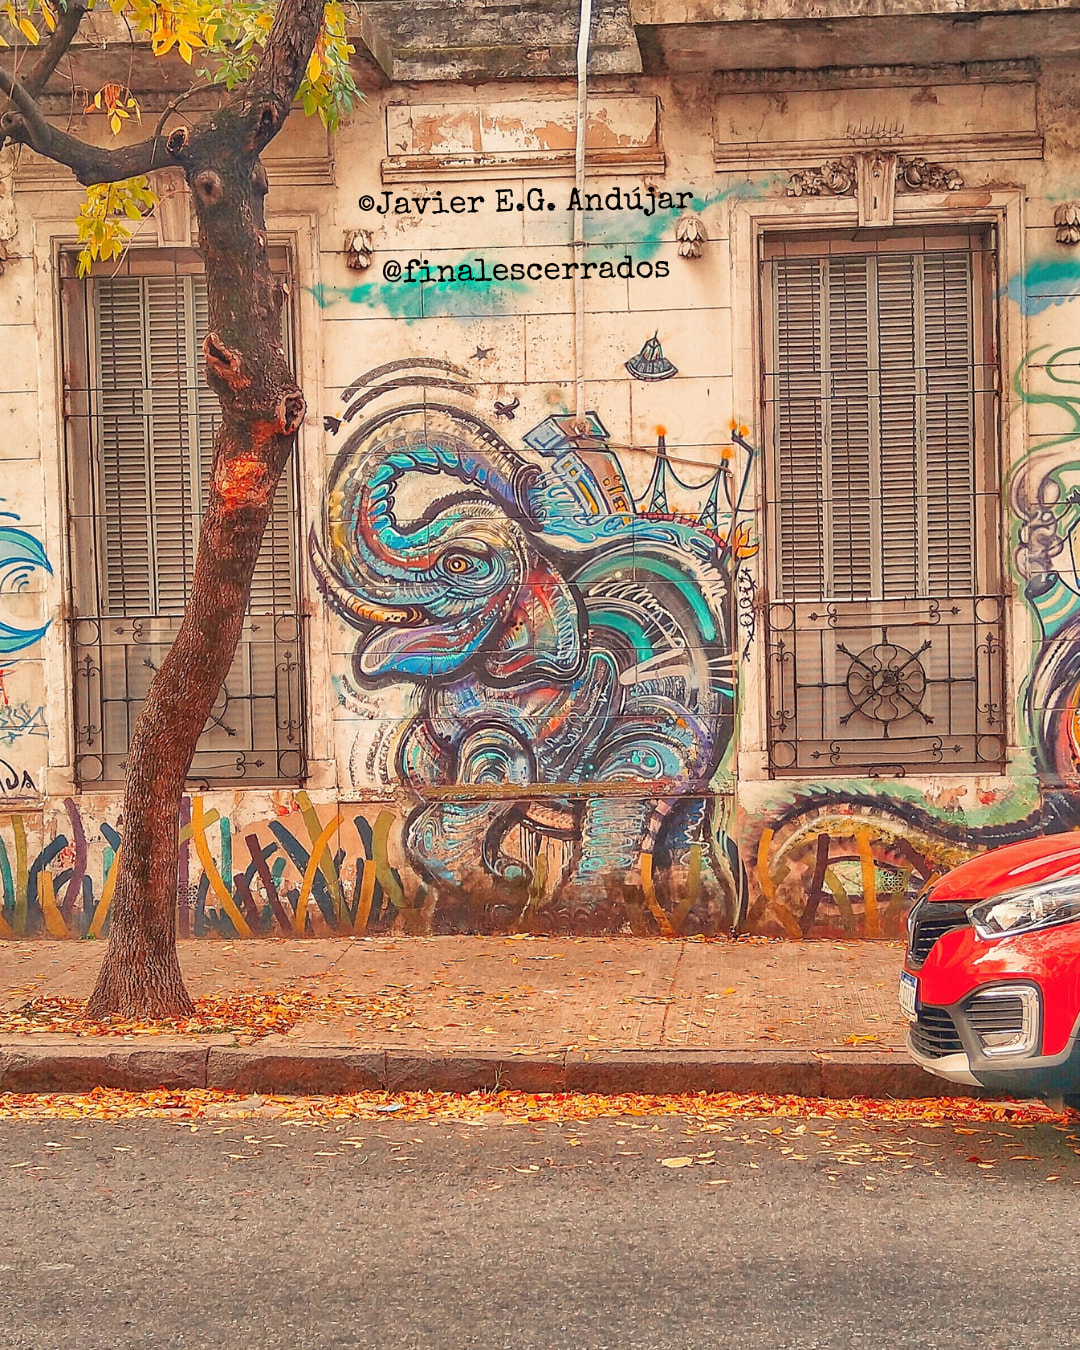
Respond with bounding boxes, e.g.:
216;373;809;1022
968;874;1080;939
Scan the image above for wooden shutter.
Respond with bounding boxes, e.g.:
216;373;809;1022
876;254;920;598
146;274;199;614
71;257;305;788
922;251;975;596
823;256;873;600
93;274;297;616
772;256;826;601
94;278;153;614
768;247;977;602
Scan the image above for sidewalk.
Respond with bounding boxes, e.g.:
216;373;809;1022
0;936;965;1098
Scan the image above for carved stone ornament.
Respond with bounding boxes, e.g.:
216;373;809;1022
857;151;897;227
786;158;856;198
675;213;706;258
1055;203;1080;246
787;152;963;227
345;229;374;270
896;157;964;192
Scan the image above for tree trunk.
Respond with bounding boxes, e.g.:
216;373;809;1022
87;115;305;1019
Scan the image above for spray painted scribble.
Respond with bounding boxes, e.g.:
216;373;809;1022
310;366;757;934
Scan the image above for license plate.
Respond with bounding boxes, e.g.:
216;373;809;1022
899;970;919;1023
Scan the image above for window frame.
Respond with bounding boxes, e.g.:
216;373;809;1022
755;222;1007;780
59;245;308;790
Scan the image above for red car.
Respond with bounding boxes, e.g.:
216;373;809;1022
902;833;1080;1101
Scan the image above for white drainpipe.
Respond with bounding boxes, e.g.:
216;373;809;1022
572;0;593;431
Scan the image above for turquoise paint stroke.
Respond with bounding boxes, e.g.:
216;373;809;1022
310;259;528;320
1007;255;1080;316
309;280;424;317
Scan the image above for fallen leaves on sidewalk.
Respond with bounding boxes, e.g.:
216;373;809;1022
0;1086;1070;1125
0;990;415;1040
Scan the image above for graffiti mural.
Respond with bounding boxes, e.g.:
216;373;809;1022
0;510;55;795
0;793;409;940
1012;345;1080;794
0;515;52;658
740;337;1080;940
311;365;757;934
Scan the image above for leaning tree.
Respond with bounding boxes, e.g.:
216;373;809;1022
0;0;358;1017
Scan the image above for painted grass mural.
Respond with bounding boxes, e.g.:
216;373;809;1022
0;793;407;940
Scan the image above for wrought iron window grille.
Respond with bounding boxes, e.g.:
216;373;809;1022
766;595;1006;776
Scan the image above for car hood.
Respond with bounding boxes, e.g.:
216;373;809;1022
929;832;1080;903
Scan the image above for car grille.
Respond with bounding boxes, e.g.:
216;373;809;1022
907;900;971;969
965;990;1027;1039
909;1004;964;1059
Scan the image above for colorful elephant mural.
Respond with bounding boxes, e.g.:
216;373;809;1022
310;365;756;934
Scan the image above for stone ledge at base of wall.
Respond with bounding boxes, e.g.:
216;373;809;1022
0;1038;987;1099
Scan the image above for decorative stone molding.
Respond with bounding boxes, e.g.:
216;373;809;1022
345;229;374;271
896;157;964;192
714;79;1040;173
675;214;706;258
382;95;663;183
857;151;897;227
786;158;857;199
786;153;964;227
1054;203;1080;246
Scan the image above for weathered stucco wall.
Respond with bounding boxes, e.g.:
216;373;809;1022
4;54;1080;940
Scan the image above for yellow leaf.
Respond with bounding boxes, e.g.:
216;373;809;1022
659;1156;694;1168
17;15;38;42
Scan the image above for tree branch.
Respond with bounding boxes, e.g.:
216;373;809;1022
0;60;168;182
249;0;326;104
0;0;325;185
23;1;87;98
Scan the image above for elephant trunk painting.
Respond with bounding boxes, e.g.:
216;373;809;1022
312;388;747;933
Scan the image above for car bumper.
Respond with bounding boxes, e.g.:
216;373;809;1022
906;1038;982;1086
907;1018;1080;1094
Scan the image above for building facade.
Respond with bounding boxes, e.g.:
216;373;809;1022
5;0;1080;941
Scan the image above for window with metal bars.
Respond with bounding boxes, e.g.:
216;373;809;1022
761;230;1005;777
61;251;306;787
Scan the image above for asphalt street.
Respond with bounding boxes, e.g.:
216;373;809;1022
1;1110;1078;1350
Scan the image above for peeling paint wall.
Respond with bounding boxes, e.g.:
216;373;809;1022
7;54;1080;939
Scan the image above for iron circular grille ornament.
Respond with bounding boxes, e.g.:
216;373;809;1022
841;639;929;725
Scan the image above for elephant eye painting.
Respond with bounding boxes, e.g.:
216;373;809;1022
310;365;757;936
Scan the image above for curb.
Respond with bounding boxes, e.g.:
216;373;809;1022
0;1038;985;1099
